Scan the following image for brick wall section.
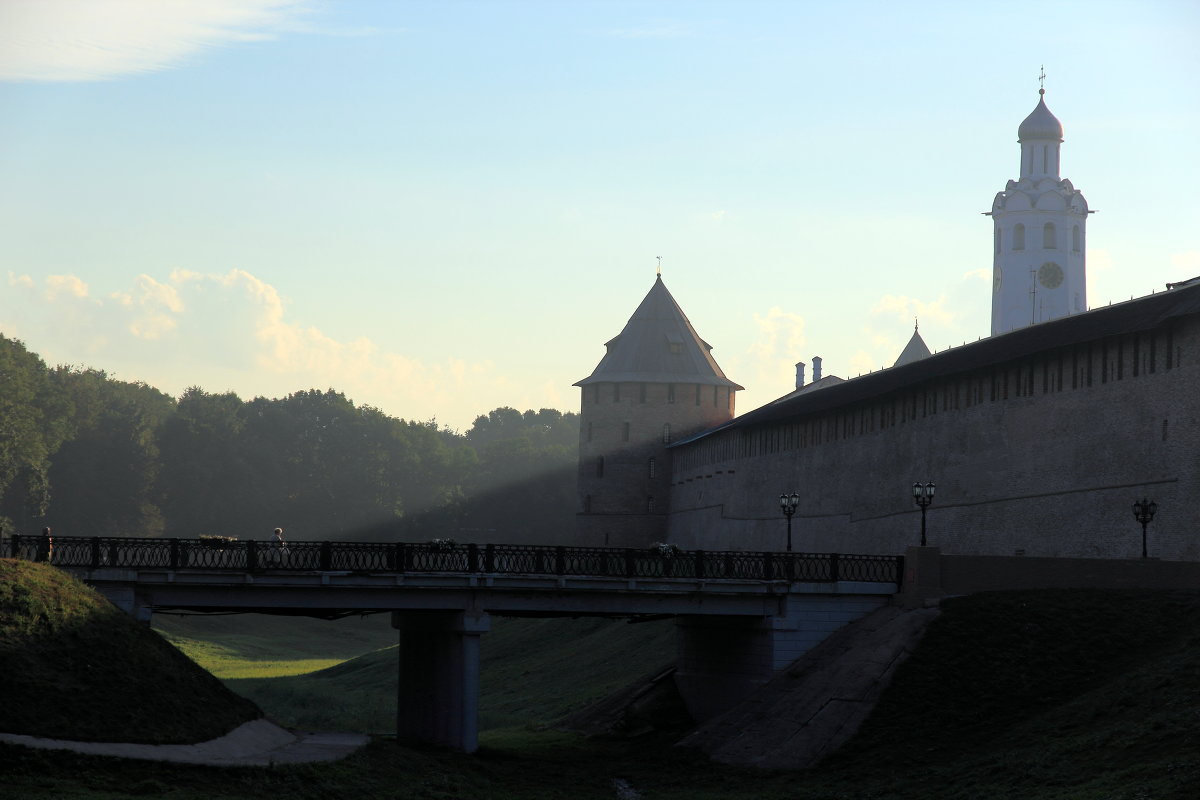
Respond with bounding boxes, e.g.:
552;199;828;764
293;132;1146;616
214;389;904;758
577;381;735;547
666;314;1200;560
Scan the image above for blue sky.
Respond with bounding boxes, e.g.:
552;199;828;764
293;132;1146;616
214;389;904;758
2;0;1197;430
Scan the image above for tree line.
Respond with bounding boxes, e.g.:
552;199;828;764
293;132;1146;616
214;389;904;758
0;334;579;544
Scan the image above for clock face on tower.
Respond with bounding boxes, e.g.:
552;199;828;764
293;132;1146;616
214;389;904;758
993;266;1003;293
1038;261;1064;289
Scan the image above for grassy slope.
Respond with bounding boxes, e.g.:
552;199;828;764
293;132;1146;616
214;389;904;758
153;612;396;678
207;615;676;732
0;559;260;744
2;584;1199;799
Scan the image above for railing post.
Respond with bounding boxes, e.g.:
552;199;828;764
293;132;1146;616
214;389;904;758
11;534;21;560
169;538;179;570
246;539;257;572
320;541;332;571
762;551;773;581
896;555;906;587
723;551;734;579
468;543;479;572
90;537;101;568
695;549;705;580
555;546;566;575
786;551;796;582
484;544;495;573
830;552;840;583
624;548;636;578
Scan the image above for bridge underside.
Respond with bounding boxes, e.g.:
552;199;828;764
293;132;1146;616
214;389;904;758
78;567;894;753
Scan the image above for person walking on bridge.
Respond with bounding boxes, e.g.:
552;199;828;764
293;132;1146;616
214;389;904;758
272;527;289;566
36;527;53;563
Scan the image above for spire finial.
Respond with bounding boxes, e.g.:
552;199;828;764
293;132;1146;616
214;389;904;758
656;256;662;277
1038;64;1046;96
914;316;919;333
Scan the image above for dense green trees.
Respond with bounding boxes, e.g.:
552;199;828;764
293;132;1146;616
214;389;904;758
0;335;578;543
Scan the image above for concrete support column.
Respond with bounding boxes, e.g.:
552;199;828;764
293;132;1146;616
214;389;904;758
95;585;153;624
900;545;943;608
392;610;490;753
675;595;890;722
674;615;773;722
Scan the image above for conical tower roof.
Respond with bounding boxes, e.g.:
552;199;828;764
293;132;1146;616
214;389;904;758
575;276;743;389
893;326;932;367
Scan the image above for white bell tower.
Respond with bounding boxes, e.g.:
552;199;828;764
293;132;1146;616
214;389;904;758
988;72;1089;336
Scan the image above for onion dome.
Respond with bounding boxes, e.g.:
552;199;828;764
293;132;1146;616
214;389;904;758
1018;91;1064;142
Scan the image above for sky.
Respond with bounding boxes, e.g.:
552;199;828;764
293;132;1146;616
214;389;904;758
1;0;1198;432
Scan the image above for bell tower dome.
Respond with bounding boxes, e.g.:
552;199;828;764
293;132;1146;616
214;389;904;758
574;274;741;547
988;75;1090;335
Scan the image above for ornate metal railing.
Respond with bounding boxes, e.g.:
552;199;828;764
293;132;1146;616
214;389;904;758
1;533;904;585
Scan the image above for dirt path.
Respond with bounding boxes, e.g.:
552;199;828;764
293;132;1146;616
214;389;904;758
0;719;368;766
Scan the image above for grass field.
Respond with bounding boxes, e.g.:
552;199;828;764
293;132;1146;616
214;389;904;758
158;612;677;732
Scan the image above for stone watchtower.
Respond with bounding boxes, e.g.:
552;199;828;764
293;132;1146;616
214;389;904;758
574;275;742;547
988;83;1090;335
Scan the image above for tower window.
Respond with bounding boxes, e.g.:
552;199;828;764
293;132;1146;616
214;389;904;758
646;496;655;513
648;457;656;478
662;424;671;443
1043;222;1056;249
1013;224;1025;251
1072;225;1081;252
668;342;682;355
667;384;676;403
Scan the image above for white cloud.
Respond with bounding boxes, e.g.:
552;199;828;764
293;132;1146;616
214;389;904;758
0;267;508;426
870;293;955;328
0;0;312;82
963;267;990;283
111;274;185;340
44;274;90;301
747;306;806;395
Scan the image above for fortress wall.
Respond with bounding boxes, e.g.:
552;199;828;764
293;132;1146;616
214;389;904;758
666;315;1200;560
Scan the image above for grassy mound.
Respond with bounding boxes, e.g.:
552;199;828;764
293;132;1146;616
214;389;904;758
0;559;260;743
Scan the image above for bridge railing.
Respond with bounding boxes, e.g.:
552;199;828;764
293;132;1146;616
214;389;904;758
2;533;903;585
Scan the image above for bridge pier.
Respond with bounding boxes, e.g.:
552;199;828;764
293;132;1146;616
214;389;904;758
674;593;890;721
392;610;491;753
94;584;153;624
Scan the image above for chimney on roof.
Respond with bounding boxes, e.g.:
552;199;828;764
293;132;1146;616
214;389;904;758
812;356;823;382
795;361;806;389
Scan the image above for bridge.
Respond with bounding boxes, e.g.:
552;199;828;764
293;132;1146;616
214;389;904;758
5;534;903;753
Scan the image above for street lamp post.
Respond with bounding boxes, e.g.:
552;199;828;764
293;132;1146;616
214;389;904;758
779;492;800;552
912;482;935;546
1132;497;1157;559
